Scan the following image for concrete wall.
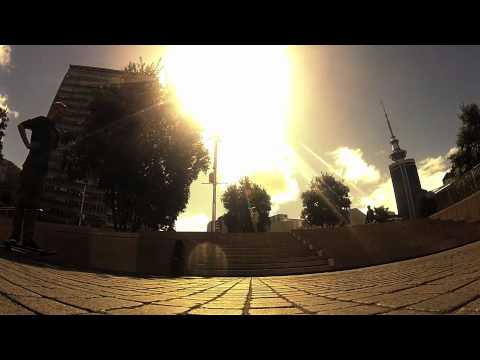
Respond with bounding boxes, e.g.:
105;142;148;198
430;190;480;222
293;219;480;271
0;219;292;276
2;217;479;276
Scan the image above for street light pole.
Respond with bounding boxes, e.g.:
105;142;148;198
211;136;218;232
202;136;226;232
78;181;87;226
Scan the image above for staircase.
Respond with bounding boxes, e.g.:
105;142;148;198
186;232;334;276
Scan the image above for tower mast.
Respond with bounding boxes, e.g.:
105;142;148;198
380;100;407;162
381;100;395;139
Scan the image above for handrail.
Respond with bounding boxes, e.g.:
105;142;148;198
435;163;480;210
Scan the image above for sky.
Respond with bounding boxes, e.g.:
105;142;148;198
0;45;476;231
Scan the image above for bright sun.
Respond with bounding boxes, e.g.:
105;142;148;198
162;45;299;206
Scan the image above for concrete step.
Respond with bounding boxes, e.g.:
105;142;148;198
199;245;303;250
189;264;334;277
199;255;327;263
193;258;330;270
197;250;315;257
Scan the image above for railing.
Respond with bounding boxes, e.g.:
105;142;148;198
0;207;16;218
434;163;480;210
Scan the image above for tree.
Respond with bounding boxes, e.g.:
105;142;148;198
445;103;480;180
301;173;351;228
373;206;394;223
0;159;20;206
62;60;210;232
221;177;272;232
124;57;162;77
0;106;9;160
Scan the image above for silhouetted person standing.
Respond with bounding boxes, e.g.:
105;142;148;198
4;102;66;249
365;205;375;224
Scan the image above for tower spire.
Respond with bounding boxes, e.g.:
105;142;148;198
381;100;395;139
380;100;407;162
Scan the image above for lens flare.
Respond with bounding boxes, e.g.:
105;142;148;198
163;45;299;207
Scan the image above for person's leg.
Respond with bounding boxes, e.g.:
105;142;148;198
7;170;29;242
22;173;44;247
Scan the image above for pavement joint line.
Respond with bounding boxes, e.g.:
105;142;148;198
0;263;68;290
0;268;119;314
346;275;480;314
176;280;239;299
0;262;110;296
259;279;312;315
448;294;480;314
408;282;480;314
242;278;253;315
183;279;245;315
0;292;42;315
0;272;99;315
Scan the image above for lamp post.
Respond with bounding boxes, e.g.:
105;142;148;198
211;135;218;232
78;181;87;226
203;135;225;232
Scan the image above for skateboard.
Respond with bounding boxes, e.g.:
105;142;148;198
1;242;56;256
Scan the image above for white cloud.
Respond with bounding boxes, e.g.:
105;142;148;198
358;178;397;213
329;147;381;184
0;94;19;119
417;155;450;191
175;213;209;232
0;45;11;68
446;147;458;158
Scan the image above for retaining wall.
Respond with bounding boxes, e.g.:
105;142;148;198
293;219;480;271
430;190;480;222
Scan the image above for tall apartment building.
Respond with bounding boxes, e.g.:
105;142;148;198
41;64;153;226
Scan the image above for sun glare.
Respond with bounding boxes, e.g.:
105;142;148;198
163;45;299;206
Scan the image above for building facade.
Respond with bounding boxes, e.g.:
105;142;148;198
207;217;229;233
41;64;152;226
268;214;304;232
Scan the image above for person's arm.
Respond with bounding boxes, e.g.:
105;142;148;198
18;117;41;150
17;122;31;150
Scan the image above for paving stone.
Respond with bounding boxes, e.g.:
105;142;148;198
333;290;384;301
11;296;86;315
60;297;143;312
155;299;205;308
380;309;436;315
108;304;189;315
202;301;246;309
4;238;480;315
454;298;480;314
249;307;304;315
303;300;359;313
117;294;176;303
286;296;333;306
355;289;437;308
0;278;42;297
315;305;389;315
250;298;292;308
408;280;480;313
188;308;243;315
0;294;34;315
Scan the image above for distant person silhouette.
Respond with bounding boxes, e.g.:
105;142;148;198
4;102;66;249
365;205;375;224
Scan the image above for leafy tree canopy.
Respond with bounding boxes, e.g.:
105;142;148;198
0;106;9;160
444;103;480;181
373;206;395;223
301;173;351;228
62;59;209;231
221;177;272;232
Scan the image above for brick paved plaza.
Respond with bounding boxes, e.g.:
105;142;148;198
2;240;480;315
